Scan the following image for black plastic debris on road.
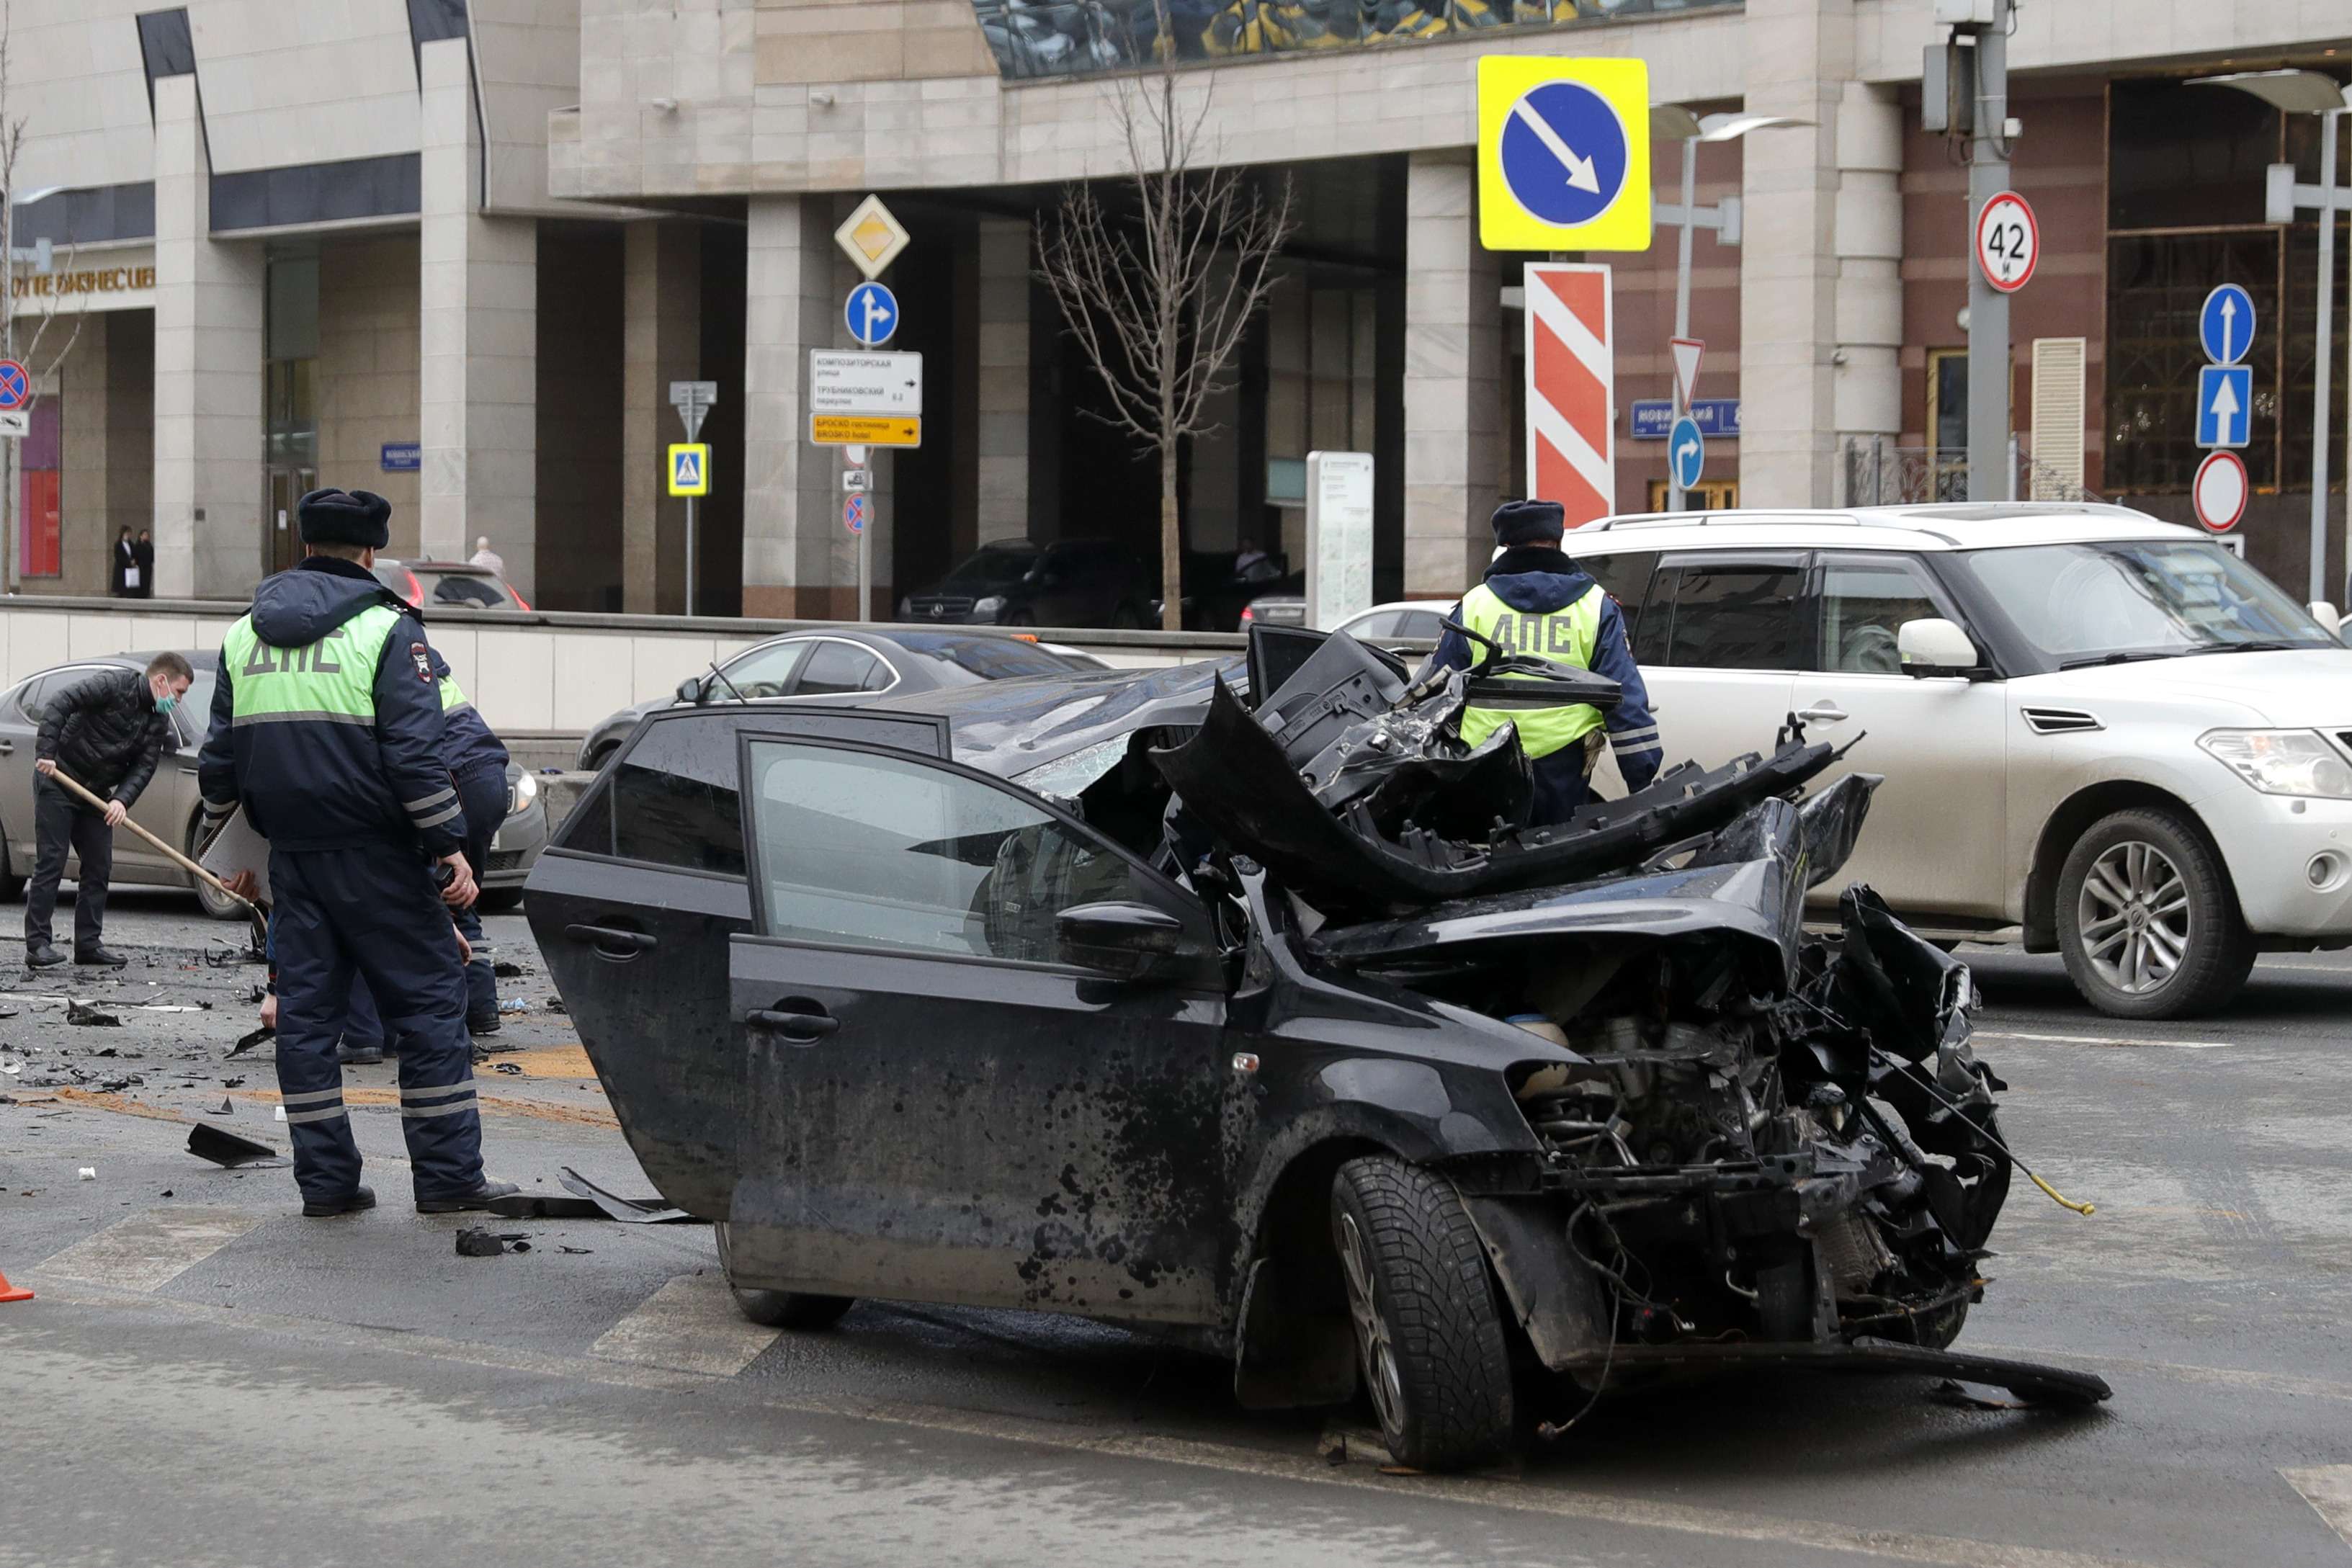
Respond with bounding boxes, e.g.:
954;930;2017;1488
491;962;526;978
558;1165;696;1224
455;1228;531;1257
225;1026;272;1059
66;1000;121;1027
187;1122;287;1169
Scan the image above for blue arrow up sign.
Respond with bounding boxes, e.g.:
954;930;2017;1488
2197;364;2252;450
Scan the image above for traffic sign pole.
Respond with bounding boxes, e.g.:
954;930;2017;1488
1964;0;2015;502
1668;136;1696;514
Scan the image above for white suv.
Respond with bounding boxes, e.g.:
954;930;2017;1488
1566;503;2352;1019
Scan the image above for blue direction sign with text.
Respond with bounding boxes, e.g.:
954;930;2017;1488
2197;364;2252;449
846;282;898;347
1668;417;1705;490
2199;284;2254;366
380;442;419;472
1632;399;1740;439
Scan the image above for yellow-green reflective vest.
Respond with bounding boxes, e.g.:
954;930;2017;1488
1455;582;1607;760
220;603;402;728
439;673;468;714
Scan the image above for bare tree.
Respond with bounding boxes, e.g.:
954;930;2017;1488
0;0;86;593
1035;7;1295;631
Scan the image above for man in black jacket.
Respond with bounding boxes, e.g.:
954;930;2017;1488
27;653;195;967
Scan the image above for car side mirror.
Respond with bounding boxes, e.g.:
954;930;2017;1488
1897;617;1980;678
2310;601;2343;640
676;676;705;704
1055;900;1204;982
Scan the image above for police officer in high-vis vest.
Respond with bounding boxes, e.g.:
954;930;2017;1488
1428;498;1664;825
336;648;512;1065
197;488;517;1218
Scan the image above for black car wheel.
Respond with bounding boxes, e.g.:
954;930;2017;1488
1006;611;1037;627
187;816;248;922
1330;1155;1514;1471
2057;807;2254;1020
713;1222;855;1330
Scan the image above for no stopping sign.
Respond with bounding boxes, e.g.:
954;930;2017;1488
2193;450;2248;533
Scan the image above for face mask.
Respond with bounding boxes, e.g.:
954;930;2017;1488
155;692;178;714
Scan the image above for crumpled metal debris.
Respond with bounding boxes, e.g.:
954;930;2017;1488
65;1000;120;1028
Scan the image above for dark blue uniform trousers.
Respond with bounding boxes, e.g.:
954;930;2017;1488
1528;748;1594;826
272;845;484;1204
342;764;508;1051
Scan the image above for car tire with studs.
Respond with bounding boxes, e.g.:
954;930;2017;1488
713;1221;854;1330
2057;806;2254;1021
1329;1154;1514;1471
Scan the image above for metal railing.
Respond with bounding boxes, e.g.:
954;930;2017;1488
1840;436;2104;508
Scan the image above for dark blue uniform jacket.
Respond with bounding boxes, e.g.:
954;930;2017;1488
197;557;467;859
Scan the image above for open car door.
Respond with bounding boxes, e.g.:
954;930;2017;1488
724;728;1235;1325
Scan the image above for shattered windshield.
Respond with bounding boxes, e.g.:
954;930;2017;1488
1951;540;2335;669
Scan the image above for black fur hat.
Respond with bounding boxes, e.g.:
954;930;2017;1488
297;488;392;550
1491;498;1565;548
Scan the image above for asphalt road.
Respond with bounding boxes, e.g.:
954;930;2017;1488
3;890;2350;1567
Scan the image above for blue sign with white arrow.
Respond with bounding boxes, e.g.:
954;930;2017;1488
2197;364;2252;449
2199;283;2254;367
1668;416;1705;490
845;281;899;348
1496;80;1632;230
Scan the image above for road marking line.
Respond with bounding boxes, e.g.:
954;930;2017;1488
14;1278;2177;1568
37;1206;262;1292
591;1271;780;1376
2282;1466;2352;1551
1975;1031;2234;1050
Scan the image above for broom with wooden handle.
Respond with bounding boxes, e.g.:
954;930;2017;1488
43;763;270;949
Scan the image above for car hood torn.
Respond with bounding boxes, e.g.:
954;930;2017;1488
1152;627;2109;1409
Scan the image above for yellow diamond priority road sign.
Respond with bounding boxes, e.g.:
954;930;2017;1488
834;194;911;280
1477;57;1651;253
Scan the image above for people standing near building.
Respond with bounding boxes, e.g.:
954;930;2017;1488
197;486;514;1218
25;653;193;968
1427;499;1663;825
133;530;156;599
110;528;138;596
469;536;504;577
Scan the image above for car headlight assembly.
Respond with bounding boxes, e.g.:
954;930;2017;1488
972;595;1007;617
509;769;540;814
2198;729;2352;799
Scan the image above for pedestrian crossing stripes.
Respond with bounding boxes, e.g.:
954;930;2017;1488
591;1271;780;1376
37;1206;262;1291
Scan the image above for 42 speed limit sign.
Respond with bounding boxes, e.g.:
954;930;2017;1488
1974;190;2039;293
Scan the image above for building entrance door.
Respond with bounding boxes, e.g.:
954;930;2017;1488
267;467;316;575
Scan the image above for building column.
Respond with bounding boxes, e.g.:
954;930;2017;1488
743;195;841;619
151;73;264;599
622;221;702;614
975;218;1031;545
1739;0;1851;507
1832;81;1904;488
1402;151;1501;599
419;36;537;594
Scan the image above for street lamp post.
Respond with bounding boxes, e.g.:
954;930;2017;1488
1649;108;1809;511
2193;70;2352;604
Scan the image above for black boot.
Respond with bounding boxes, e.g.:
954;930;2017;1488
73;944;128;968
25;944;65;969
416;1179;519;1215
302;1185;377;1218
337;1041;384;1066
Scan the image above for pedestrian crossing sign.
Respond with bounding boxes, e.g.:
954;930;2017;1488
667;443;710;497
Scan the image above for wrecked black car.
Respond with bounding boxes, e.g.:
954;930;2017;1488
527;627;2107;1471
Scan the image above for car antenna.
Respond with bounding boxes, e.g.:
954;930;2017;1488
705;661;749;705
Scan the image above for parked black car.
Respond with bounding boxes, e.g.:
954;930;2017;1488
573;627;1098;771
902;539;1153;628
527;630;2106;1471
